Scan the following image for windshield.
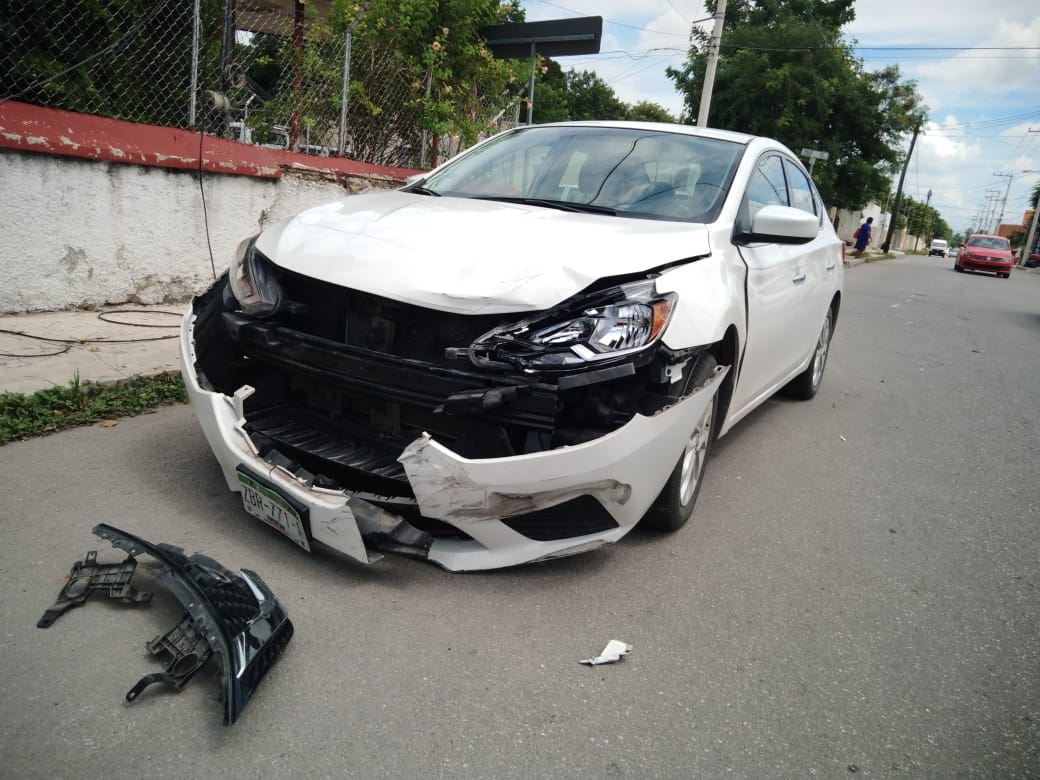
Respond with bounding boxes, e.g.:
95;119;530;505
420;126;744;223
967;236;1010;250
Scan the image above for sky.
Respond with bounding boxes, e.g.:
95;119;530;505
521;0;1040;237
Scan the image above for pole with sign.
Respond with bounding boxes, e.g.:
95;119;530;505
800;148;829;176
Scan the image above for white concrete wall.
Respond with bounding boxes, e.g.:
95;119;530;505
0;150;392;312
835;204;887;248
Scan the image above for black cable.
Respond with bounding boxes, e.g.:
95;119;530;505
0;328;178;345
0;344;70;358
0;309;181;358
96;309;182;327
198;128;219;280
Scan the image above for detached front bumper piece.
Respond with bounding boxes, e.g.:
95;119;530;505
39;525;293;726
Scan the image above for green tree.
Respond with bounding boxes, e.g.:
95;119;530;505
531;58;571;123
899;195;950;247
667;0;925;209
627;101;677;123
531;64;674;124
247;0;524;165
564;69;628;120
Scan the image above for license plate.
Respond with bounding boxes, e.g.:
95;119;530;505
236;468;311;552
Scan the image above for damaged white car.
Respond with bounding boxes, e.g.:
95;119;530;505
181;121;843;571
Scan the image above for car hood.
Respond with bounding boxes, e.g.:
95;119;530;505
963;247;1012;260
255;191;712;313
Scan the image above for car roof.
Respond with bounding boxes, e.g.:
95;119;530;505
531;120;758;146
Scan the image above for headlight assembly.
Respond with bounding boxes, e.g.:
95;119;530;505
228;236;285;318
469;280;676;371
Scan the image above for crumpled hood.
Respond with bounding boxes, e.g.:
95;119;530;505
255;191;712;313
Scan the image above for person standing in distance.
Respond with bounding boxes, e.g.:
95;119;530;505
853;217;873;259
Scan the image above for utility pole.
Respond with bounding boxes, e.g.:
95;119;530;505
882;122;920;253
983;189;1001;234
914;188;932;251
1023;169;1040;264
696;0;727;128
993;172;1013;234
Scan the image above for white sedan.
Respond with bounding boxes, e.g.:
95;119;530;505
181;121;844;571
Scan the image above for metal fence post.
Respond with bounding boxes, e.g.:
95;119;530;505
337;30;352;156
337;5;371;157
189;0;200;127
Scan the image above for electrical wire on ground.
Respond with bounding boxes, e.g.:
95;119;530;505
0;310;180;358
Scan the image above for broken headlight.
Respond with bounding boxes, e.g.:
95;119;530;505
470;280;676;371
228;236;285;318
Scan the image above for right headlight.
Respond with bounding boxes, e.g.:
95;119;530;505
469;279;676;371
228;236;285;318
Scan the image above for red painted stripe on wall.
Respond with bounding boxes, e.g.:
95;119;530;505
0;101;419;181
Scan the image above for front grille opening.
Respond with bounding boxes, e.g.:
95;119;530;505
277;269;508;366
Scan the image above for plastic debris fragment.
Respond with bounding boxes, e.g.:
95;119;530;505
579;639;632;666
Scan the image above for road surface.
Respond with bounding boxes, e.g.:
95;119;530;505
1;257;1037;778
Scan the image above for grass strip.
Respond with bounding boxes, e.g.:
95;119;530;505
0;371;187;445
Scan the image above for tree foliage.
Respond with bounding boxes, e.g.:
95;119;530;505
1;0;220;127
245;0;527;165
564;70;628;120
627;101;678;123
898;194;950;244
532;61;674;124
667;0;925;209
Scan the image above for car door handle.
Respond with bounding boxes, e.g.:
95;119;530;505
792;272;807;284
825;260;837;271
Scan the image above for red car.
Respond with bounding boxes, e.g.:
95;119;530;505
954;234;1014;278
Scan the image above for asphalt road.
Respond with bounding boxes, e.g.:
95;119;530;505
1;257;1038;779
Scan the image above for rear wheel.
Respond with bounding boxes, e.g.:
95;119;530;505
785;306;833;400
642;353;718;532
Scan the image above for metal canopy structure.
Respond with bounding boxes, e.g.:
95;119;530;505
482;17;603;124
233;0;332;35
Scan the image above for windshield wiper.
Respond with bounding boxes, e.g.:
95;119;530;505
470;196;615;216
404;185;441;197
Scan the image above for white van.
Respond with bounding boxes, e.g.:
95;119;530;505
929;239;949;257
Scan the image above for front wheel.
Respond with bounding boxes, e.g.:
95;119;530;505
641;353;718;532
785;307;834;400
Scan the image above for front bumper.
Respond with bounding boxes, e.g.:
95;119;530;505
181;307;726;571
959;258;1013;274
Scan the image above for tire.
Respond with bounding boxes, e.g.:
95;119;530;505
785;306;834;400
641;353;719;532
954;263;963;272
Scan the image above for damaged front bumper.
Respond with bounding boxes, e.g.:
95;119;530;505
181;305;727;571
40;525;293;726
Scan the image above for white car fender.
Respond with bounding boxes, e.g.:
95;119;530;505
654;254;746;351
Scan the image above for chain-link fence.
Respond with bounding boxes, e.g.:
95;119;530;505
1;0;198;128
2;0;523;168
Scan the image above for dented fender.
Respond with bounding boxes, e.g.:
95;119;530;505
400;366;729;532
654;242;746;351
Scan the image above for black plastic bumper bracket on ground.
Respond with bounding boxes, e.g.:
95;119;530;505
37;549;152;628
125;614;215;701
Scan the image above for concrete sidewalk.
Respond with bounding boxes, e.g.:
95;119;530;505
0;304;184;395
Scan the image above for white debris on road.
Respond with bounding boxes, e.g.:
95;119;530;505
579;640;632;666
